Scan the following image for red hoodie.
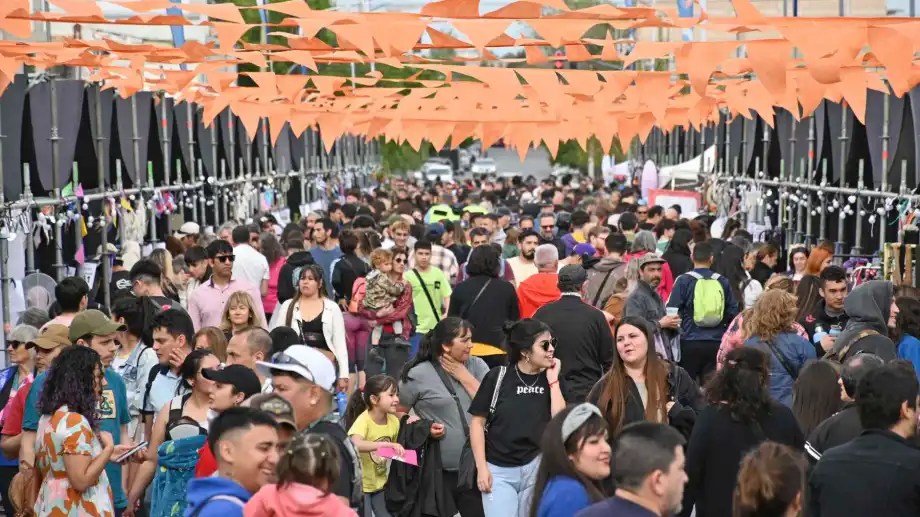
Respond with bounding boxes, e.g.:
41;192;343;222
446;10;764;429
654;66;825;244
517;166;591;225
517;272;561;318
245;483;357;517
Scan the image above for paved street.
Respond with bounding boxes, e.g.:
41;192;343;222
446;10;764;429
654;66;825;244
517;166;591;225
481;146;554;180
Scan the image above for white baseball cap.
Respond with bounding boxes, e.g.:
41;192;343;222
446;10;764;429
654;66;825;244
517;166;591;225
176;222;201;236
256;345;336;393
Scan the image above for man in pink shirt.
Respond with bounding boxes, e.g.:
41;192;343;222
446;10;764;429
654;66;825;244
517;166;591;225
188;240;266;330
41;277;89;330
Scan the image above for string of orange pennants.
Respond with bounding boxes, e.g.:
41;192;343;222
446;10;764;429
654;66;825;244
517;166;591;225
2;0;920;156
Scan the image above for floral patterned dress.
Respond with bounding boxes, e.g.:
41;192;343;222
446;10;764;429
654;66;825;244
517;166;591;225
34;406;115;517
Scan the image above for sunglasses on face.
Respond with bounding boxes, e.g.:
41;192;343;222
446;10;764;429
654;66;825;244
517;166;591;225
538;338;558;351
6;341;23;350
393;257;406;264
215;255;235;263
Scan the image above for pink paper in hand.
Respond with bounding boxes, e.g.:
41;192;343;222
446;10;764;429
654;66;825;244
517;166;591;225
377;447;418;466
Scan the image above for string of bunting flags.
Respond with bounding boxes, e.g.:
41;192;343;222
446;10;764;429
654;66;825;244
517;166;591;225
1;0;920;155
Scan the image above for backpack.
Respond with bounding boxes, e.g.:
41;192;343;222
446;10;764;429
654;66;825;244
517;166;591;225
825;329;880;363
141;363;169;416
348;277;367;314
687;271;725;327
305;422;364;513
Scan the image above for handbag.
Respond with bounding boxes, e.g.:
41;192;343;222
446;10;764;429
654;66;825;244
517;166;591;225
764;339;799;380
461;279;492;319
434;363;506;491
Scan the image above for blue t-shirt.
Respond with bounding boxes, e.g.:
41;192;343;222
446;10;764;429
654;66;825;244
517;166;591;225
24;369;131;509
310;246;342;298
575;495;659;517
538;476;593;517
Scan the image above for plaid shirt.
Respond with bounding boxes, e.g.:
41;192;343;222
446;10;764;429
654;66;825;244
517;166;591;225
409;244;459;285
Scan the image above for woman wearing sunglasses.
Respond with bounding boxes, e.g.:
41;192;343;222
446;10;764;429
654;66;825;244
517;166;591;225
0;324;38;515
587;316;704;452
470;319;564;517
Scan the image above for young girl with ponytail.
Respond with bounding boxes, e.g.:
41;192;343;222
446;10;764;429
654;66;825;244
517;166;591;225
344;374;404;517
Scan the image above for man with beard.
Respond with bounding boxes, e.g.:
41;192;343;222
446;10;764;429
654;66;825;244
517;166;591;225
310;218;342;297
537;213;567;259
577;423;687;517
626;255;680;344
506;230;540;286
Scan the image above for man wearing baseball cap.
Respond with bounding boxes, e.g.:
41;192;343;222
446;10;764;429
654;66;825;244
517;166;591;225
0;325;69;464
175;221;201;248
21;311;137;514
534;265;614;402
257;345;361;511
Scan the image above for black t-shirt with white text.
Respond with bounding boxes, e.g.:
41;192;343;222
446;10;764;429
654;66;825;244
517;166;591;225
468;365;550;467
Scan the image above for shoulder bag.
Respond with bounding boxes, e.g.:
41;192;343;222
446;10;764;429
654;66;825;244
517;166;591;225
434;363;505;491
764;339;800;380
461;279;492;319
413;269;442;322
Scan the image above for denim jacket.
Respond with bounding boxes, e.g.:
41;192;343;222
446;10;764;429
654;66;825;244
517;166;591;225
745;331;816;407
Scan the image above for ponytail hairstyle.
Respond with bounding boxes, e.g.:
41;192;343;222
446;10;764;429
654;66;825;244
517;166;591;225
399;317;473;382
343;374;398;430
503;318;553;364
277;432;342;493
733;442;805;517
706;347;772;424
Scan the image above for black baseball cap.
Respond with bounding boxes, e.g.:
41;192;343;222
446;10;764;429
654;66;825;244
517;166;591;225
202;365;262;399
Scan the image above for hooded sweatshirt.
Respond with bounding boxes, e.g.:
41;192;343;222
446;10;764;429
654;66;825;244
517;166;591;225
830;280;897;361
185;476;251;517
584;256;626;308
277;251;315;304
517;272;561;318
244;483;357;517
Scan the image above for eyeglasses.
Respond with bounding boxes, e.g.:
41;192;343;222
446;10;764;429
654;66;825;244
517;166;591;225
214;255;235;263
6;341;23;350
393;257;406;264
538;338;558;351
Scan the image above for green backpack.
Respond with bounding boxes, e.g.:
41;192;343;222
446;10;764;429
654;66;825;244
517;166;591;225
687;271;725;327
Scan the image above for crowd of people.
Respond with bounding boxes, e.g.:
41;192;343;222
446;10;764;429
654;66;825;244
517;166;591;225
1;173;919;517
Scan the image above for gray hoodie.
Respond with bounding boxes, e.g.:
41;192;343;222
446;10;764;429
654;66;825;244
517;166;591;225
585;256;626;308
831;280;897;361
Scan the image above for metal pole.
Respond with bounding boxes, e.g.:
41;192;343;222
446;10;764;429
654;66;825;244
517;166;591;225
852;160;865;255
197;159;207;223
212;130;219;226
0;96;10;338
227;115;236;224
115;159;126;245
50;78;64;281
880;93;890;250
160;94;173;236
836;106;848;256
94;86;111;310
796;158;805;244
23;164;35;276
186;103;197;225
806;117;816;245
819;160;828;240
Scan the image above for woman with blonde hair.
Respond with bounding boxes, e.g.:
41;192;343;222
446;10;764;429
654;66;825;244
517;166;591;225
742;290;816;407
150;248;180;302
717;276;809;370
193;326;229;362
219;291;264;338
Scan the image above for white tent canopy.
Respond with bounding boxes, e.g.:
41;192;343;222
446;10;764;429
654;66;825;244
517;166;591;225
659;145;716;188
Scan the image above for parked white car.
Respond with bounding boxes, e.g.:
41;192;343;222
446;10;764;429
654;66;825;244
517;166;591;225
471;158;497;176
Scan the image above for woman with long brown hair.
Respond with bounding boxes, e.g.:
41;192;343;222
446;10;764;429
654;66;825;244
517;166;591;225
742;290;816;407
587;316;703;443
